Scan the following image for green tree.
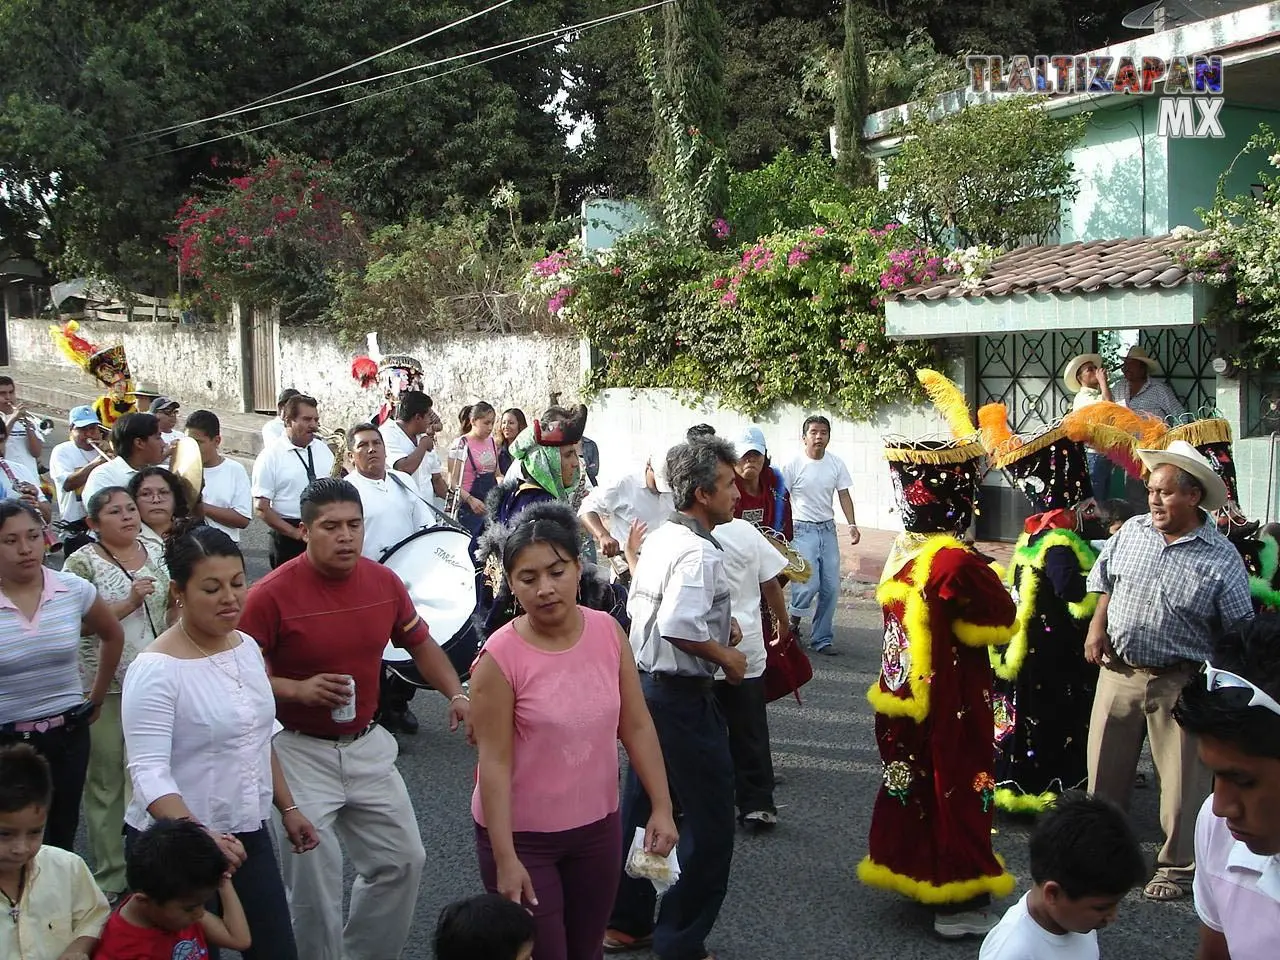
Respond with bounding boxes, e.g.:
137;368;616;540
835;1;872;186
883;97;1086;248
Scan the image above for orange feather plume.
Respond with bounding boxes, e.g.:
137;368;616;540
1061;402;1168;479
977;403;1015;455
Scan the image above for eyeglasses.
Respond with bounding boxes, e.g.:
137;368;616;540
136;489;174;502
1204;662;1280;717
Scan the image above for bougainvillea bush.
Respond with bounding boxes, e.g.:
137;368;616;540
523;203;962;420
170;156;365;321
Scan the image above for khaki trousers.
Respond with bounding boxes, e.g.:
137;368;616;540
85;691;130;894
1086;660;1210;885
271;725;426;960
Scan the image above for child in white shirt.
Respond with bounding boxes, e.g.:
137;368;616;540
980;794;1146;960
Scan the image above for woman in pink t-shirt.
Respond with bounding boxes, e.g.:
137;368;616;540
449;401;501;541
470;502;676;960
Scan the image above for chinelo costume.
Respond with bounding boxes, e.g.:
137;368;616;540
50;322;137;429
350;332;426;426
859;371;1018;917
977;400;1167;814
1155;415;1280;610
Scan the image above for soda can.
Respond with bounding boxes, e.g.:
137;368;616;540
331;674;357;724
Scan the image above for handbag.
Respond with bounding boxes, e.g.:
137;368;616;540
762;612;813;704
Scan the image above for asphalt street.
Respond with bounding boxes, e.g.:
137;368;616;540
82;512;1202;960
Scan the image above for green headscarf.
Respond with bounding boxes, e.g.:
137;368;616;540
510;425;579;501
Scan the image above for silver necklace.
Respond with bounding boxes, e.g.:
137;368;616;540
180;620;243;689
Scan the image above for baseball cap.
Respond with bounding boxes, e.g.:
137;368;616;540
649;447;673;494
69;405;104;429
148;396;179;413
736;426;767;457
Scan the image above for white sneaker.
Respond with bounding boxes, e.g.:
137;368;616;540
742;810;778;831
933;910;999;939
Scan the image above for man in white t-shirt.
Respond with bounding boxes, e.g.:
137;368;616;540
1175;618;1280;960
48;406;109;550
0;420;50;522
0;375;44;481
147;396;185;452
251;394;335;568
378;391;446;509
346;422;432;736
779;415;858;655
262;387;300;449
580;449;674;575
184;410;253;542
82;413;167;507
713;516;790;831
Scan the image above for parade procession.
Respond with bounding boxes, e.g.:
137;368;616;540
7;2;1280;960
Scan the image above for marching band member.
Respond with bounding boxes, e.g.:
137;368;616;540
380;391;448;508
251;394;334;570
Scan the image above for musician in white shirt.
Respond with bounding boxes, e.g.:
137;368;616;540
0;376;44;480
184;410;253;543
378;392;447;508
49;405;109;529
250;395;334;569
261;388;300;448
345;423;432;735
0;420;50;522
82;413;168;507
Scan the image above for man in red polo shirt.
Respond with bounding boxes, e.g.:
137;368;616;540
239;477;470;960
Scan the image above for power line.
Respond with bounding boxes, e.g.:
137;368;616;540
123;1;668;163
131;0;519;142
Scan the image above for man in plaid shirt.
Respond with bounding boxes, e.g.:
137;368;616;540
1084;441;1253;904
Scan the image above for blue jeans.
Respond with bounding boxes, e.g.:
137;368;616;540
126;823;298;960
609;675;735;960
1087;452;1114;502
787;520;841;650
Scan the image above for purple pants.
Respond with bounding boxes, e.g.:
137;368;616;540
475;810;622;960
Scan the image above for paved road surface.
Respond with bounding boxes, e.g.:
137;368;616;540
79;515;1201;959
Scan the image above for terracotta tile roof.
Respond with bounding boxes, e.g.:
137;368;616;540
891;233;1201;302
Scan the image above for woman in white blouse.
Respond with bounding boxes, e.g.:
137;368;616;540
64;486;172;903
122;525;318;959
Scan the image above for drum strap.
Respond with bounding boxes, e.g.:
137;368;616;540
387;472;458;529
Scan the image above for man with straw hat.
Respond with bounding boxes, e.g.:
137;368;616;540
859;371;1018;939
1063;352;1115;498
1111;345;1184;422
1084;439;1253;903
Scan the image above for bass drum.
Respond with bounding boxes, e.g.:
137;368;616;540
379;526;483;689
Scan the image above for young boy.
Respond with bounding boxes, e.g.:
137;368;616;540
980;794;1146;960
435;893;535;960
0;744;109;960
184;410;252;542
95;819;251;959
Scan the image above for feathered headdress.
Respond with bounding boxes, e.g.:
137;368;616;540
978;402;1016;456
1060;402;1168;479
351;357;379;388
917;369;977;439
51;321;96;372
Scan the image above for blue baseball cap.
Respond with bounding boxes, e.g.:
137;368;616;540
69;405;104;429
735;425;767;457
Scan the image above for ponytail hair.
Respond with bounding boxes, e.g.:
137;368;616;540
458;405;473;435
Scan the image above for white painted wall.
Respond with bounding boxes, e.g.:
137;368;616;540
587;387;955;531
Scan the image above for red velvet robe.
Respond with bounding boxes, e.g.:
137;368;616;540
858;534;1018;904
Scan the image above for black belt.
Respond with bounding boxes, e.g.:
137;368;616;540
287;723;376;743
642;672;714;690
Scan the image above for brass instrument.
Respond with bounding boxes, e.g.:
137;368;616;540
757;524;812;584
169;436;205;508
322;428;350;478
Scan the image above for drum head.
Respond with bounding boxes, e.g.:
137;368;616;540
379;526;477;669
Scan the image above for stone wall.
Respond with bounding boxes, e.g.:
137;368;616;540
7;316;244;408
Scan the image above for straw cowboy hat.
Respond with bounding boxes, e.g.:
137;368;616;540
1062;353;1104;393
1137;439;1228;512
1121;345;1162;374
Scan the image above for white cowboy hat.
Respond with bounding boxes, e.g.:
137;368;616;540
1137;440;1228;512
1121;345;1162;375
1062;353;1104;394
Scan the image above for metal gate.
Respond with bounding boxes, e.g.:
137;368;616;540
249;306;278;414
975;331;1096;432
1138;326;1217;417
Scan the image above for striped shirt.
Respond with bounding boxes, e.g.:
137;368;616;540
0;568;98;724
1111;377;1185;422
627;513;732;678
1087;514;1253;667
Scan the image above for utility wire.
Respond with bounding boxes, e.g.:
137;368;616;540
130;0;520;142
124;1;668;163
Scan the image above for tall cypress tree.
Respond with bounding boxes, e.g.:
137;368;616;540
835;0;872;186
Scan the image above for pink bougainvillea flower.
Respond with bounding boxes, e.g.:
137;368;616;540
712;277;728;290
813;226;826;236
856;342;868;354
720;292;738;306
712;218;731;239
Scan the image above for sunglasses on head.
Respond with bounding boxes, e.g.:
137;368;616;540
1204;662;1280;717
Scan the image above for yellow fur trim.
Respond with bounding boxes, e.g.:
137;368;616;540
1163;418;1231;449
954;618;1016;649
883;440;986;465
991;530;1097;680
917;369;978;439
994;787;1058;815
989;561;1007;581
857;855;1017;905
978;403;1014;454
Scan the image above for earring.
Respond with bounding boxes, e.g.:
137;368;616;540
176;599;183;607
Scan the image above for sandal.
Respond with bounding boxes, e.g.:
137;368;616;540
603;930;653;953
1143;878;1187;901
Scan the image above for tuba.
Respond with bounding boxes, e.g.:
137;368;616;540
755;523;812;583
